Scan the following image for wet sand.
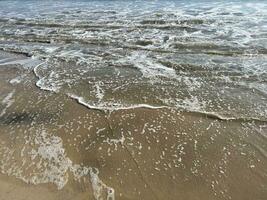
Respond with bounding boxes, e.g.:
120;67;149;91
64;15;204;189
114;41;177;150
0;51;267;200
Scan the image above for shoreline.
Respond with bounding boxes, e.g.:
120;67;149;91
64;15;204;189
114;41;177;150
0;0;267;198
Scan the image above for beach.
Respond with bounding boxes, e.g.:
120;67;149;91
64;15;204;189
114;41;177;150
0;1;267;199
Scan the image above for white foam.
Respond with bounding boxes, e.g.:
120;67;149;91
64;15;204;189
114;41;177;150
35;77;60;93
33;62;60;93
30;130;72;189
178;96;206;112
195;111;266;122
0;129;115;199
118;52;178;81
0;89;15;117
90;168;115;200
33;61;46;79
94;81;105;102
68;93;263;122
104;132;126;150
0;57;42;69
9;75;24;84
68;93;167;111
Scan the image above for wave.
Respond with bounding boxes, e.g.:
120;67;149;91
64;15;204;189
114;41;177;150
68;93;168;112
188;110;267;123
67;93;267;123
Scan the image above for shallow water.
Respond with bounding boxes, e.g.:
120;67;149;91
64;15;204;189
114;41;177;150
0;1;267;200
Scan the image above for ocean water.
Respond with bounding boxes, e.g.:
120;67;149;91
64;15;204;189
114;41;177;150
0;0;266;119
0;1;266;200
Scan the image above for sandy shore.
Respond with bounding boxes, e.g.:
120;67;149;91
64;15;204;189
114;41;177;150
0;51;267;200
